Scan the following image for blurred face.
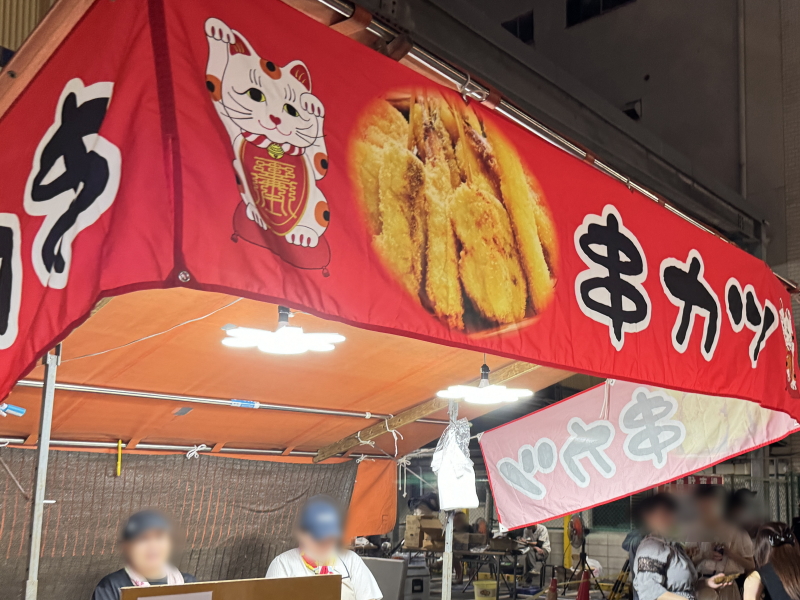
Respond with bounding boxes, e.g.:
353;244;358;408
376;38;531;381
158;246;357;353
297;530;338;561
123;530;172;579
696;496;722;523
644;507;675;536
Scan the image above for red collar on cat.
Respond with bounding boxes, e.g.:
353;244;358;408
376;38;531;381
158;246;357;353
243;132;303;155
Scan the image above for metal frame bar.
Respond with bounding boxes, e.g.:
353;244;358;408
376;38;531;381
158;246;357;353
24;346;59;600
14;379;449;425
0;436;393;460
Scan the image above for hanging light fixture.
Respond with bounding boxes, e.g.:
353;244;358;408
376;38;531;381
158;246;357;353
221;306;345;355
436;363;533;405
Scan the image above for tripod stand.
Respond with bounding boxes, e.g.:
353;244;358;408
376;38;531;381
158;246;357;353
562;535;607;599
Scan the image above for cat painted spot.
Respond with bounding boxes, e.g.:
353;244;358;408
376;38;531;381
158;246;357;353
315;201;330;227
260;59;281;79
205;75;222;101
314;153;328;177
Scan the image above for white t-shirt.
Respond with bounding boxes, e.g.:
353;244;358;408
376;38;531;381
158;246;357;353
266;548;383;600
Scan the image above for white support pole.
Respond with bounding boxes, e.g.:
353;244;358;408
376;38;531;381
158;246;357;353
440;399;458;600
25;345;60;600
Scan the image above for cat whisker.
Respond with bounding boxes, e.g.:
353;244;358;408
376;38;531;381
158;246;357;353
294;132;318;144
226;92;251;111
220;103;251;116
228;115;256;121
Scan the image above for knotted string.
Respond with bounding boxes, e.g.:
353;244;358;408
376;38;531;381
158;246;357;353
356;430;375;447
384;418;404;457
186;443;209;459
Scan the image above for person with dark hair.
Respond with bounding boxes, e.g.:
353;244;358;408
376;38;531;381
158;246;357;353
687;485;755;600
727;489;761;539
408;492;440;516
267;495;382;600
743;522;800;600
634;493;729;600
522;523;551;581
91;510;196;600
473;517;489;536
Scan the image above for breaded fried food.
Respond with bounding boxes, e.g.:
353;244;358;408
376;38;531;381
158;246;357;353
424;160;464;329
373;143;426;298
366;99;410;146
351;139;383;235
487;122;558;312
449;101;502;199
413;95;462;188
352;100;414;236
451;184;527;324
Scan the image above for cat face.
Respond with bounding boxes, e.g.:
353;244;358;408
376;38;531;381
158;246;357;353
220;54;320;149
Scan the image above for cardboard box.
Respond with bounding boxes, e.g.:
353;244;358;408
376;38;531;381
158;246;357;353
422;536;445;551
405;515;443;549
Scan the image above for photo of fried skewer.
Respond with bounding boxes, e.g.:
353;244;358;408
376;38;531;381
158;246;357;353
349;89;558;334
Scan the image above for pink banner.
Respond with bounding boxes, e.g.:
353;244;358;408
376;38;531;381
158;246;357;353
480;380;799;529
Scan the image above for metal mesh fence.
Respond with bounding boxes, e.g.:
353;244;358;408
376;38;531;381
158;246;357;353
0;448;358;600
721;475;799;524
585;474;800;531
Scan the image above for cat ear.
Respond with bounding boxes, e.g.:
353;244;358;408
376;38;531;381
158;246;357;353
287;61;312;91
229;31;255;56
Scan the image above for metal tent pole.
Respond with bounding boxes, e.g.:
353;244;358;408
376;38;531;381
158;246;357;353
440;399;458;600
25;345;60;600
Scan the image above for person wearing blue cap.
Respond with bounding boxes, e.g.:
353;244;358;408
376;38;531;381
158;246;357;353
266;495;383;600
91;510;196;600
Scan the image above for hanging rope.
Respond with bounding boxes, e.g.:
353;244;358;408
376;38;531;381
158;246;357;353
355;454;375;464
599;379;616;420
384;418;404;457
186;443;210;459
397;456;411;497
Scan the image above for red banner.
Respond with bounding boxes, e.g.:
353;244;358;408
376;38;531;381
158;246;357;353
0;0;798;419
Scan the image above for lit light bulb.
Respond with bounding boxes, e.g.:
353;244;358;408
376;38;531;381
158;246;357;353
436;362;533;404
436;384;533;405
222;325;345;355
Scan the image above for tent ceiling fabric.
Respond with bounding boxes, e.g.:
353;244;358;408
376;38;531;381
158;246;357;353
7;288;571;456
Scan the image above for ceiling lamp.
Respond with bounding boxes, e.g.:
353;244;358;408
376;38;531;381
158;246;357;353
221;306;345;355
436;363;533;405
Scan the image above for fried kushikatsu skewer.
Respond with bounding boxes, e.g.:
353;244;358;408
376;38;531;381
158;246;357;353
374;142;425;298
486;121;558;312
416;95;465;329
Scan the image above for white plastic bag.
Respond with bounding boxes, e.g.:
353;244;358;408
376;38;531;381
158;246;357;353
431;417;479;510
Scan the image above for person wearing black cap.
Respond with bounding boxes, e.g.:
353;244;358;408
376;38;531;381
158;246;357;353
266;495;382;600
91;510;196;600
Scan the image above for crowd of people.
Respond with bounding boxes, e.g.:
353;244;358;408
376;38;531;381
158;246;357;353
92;496;383;600
631;486;800;600
90;485;800;600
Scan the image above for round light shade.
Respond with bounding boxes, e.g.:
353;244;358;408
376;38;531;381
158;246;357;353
436;384;533;405
222;326;345;355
